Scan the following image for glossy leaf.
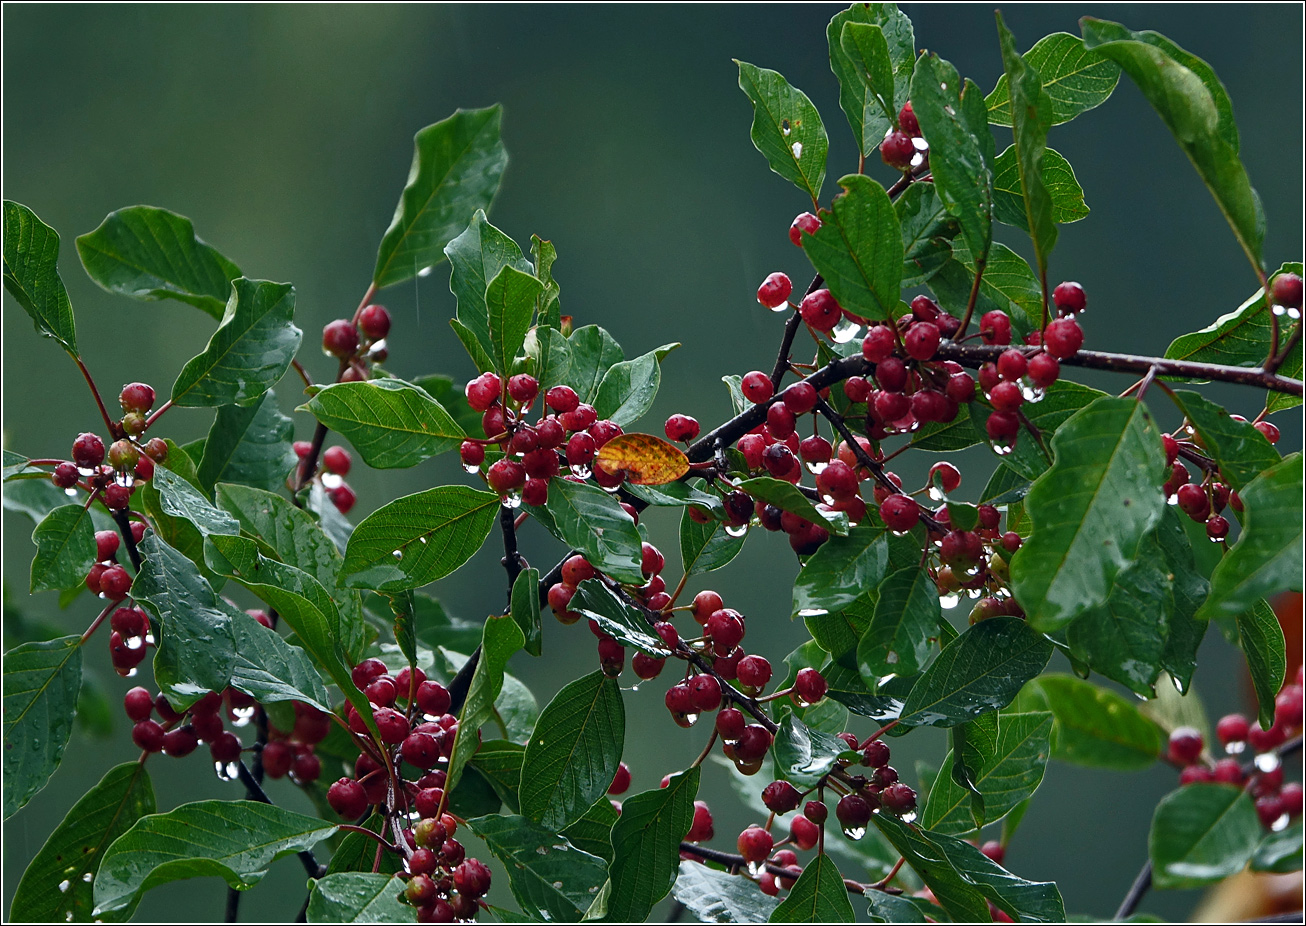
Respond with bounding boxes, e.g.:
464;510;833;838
92;800;337;915
2;200;77;355
736;477;844;534
827;3;914;156
1149;783;1261;889
532;234;562;329
866;893;941;924
374;106;508;289
992;146;1088;230
1252;819;1304;874
605;766;700;922
302;379;465;469
986;32;1120;126
899;617;1052;727
770;852;856;923
171;278;302;408
1011;397;1166;632
487;264;543;377
923;711;1053;835
680;510;747;577
469;740;524;812
1168;390;1281;492
838;22;897;134
595;433;688;485
511;566;542;657
305;873;409;923
929;241;1038;339
773;713;850;787
197;390;296;492
564;325;624;405
1156;508;1211;691
29;504;97;594
228;609;331;713
3;635;82;819
560;796;620;863
792;525;890;618
520;670;624;832
594;346;677;428
342;485;500;591
152;464;240;538
527;478;644;584
1002;380;1109;482
1235;599;1287;730
736;61;828;202
569;579;667;656
1034;674;1163;769
1081;19;1264;274
528;325;572;393
447;614;524;793
671;860;781;924
468;814;609;922
445;210;533;363
802;174;902;323
896;182;959;287
858;564;939;680
10;761;154;923
627;478;722;513
1198;454;1303;625
910;57;993;264
75;205;240;319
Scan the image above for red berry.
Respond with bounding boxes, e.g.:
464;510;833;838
132;720;166;753
875;357;908;392
508;374;539;405
1216;713;1250;745
843;377;871;403
898;102;920;136
1168;727;1204;765
323;446;352;476
1043;318;1084;359
99;565;132;600
1254;421;1281;444
794;668;827;704
737;825;773;863
707;609;746;655
946;372;976;404
1271;272;1303;310
487;459;526;495
322;319;359;358
95;530;120;562
742;371;775;404
783;382;819;415
119;382;155;413
688;674;722;712
836;793;873;831
358;303;391;340
1248;722;1287;753
454;858;492;899
402;732;442;769
904;322;940;360
664;413;700;442
979;311;1012;346
328;778;368;819
465;373;502;412
805;800;829;824
72;433;106;469
123;686;154;722
715;708;745;741
687;801;715;842
262;741;293;778
735;725;774;761
766;403;797;439
374;707;411;744
1052;281;1087;315
1027;353;1060;388
929;462;961;494
881;782;917;815
330;484;357;514
1206;515;1230;541
163;727;200;758
986;411;1020;444
880;494;919;532
1275;685;1304;729
52;462;79;488
880;130;915;170
789;212;821;246
863;740;891;767
997;349;1028;381
989;380;1023;412
608;762;631;795
762;780;802;814
757;272;793;308
980;840;1006;865
736;655;772;690
862;325;896;362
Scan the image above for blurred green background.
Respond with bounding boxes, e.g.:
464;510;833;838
4;3;1302;922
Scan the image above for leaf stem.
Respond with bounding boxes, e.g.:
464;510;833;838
74;355;120;437
79;599;118;645
1267;318;1302;375
143;399;174;431
955;257;986;340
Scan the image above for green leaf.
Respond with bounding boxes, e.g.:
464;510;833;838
858;565;939;680
899;617;1052;727
929;241;1038;339
1034;674;1163;769
373;106;508;289
772;713;850;787
10;761;154;922
152;464;241;538
511;566;542;657
866;893;940;924
531;235;562;330
671;860;781;924
447;614;523;793
680;509;747;577
1252;819;1303;874
528;326;572;393
302;380;465;469
445;210;533;365
801;174;902;323
487;264;544;377
1149;783;1261;889
896;182;960;287
565;325;624;405
1168;390;1281;492
171;278;301;408
735;60;829;203
527;478;643;584
228;609;330;712
92;800;337;915
1080;19;1265;275
75;205;241;319
839;22;898;131
196;390;296;493
470;740;524;811
132;535;237;705
792;525;890;618
1199;454;1303;625
469;814;609;922
521;671;624;832
450;317;495;374
1235;599;1287;730
986;32;1120;126
594;347;676;427
1156;509;1211;691
910;58;993;264
342;485;500;592
996;14;1058;284
735;477;844;534
3;200;77;355
3;635;82;819
561;797;620;863
826;4;915;157
923;711;1053;835
306;873;410;923
569;579;667;657
29;504;97;594
992;146;1089;230
605;766;700;922
1002;380;1109;482
770;852;855;923
1010;397;1166;633
626;478;723;514
1065;529;1173;696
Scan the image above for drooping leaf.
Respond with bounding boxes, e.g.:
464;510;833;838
671;860;781;924
1198;454;1303;626
305;873;410;923
3;200;77;355
1010;397;1166;632
770;852;856;923
680;510;747;578
736;61;828;203
1034;674;1163;769
801;174;903;323
10;761;155;923
594;346;678;428
605;767;700;922
827;3;915;156
511;566;542;657
468;814;609;922
1080;19;1265;275
992;146;1088;230
1235;599;1287;730
342;485;500;592
772;713;851;787
171;278;301;408
564;325;624;405
196;390;296;493
1149;783;1261;889
301;379;465;469
569;579;667;657
595;433;688;485
486;264;543;377
3;635;82;819
228;609;331;713
792;525;890;619
735;477;844;534
858;564;939;680
29;504;97;594
896;182;960;287
527;478;644;584
92;800;337;915
899;617;1052;727
374;106;508;289
986;32;1120;126
75;205;241;319
520;670;624;832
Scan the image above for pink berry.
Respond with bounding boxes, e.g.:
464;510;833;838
330;484;356;514
322;319;359;358
741;371;774;404
736;825;773;863
757;272;793;308
1052;281;1087;315
323;446;352;476
880;131;915;170
789;212;821;246
800;290;842;332
1043;318;1084;359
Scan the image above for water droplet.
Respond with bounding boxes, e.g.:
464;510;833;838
417;266;434;278
66;913;74;922
58;880;71;893
125;635;144;651
462;462;480;474
940;593;960;610
1022;384;1046;403
992;443;1013;456
145;633;155;645
900;811;918;824
805;460;828;475
1272;304;1288;316
769;301;791;314
1288;307;1302;320
83;873;93;882
831;317;861;343
1207;532;1225;543
891;529;910;537
78;466;94;477
501;490;523;509
214;760;239;781
842;825;866;841
122;667;138;679
1225;741;1246;755
392;549;404;560
1256;752;1281;773
725;523;748;538
683;712;699;727
570;464;591;480
369;338;388;354
1272;813;1290;831
943;105;955;116
781;124;791;137
797;608;829;618
321;473;344;491
231;705;256;728
928;485;946;502
746;860;765;877
791;141;803;159
64;487;78;497
940;82;948;91
1170;676;1186;694
418;536;427;544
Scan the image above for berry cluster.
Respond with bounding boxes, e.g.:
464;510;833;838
1172;669;1304;829
321;304;392;377
880;101;926;172
294;440;357;513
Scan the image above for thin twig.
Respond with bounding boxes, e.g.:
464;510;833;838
1267;319;1302;375
73;356;120;437
769;274;823;388
111;509;142;571
955;257;986;340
